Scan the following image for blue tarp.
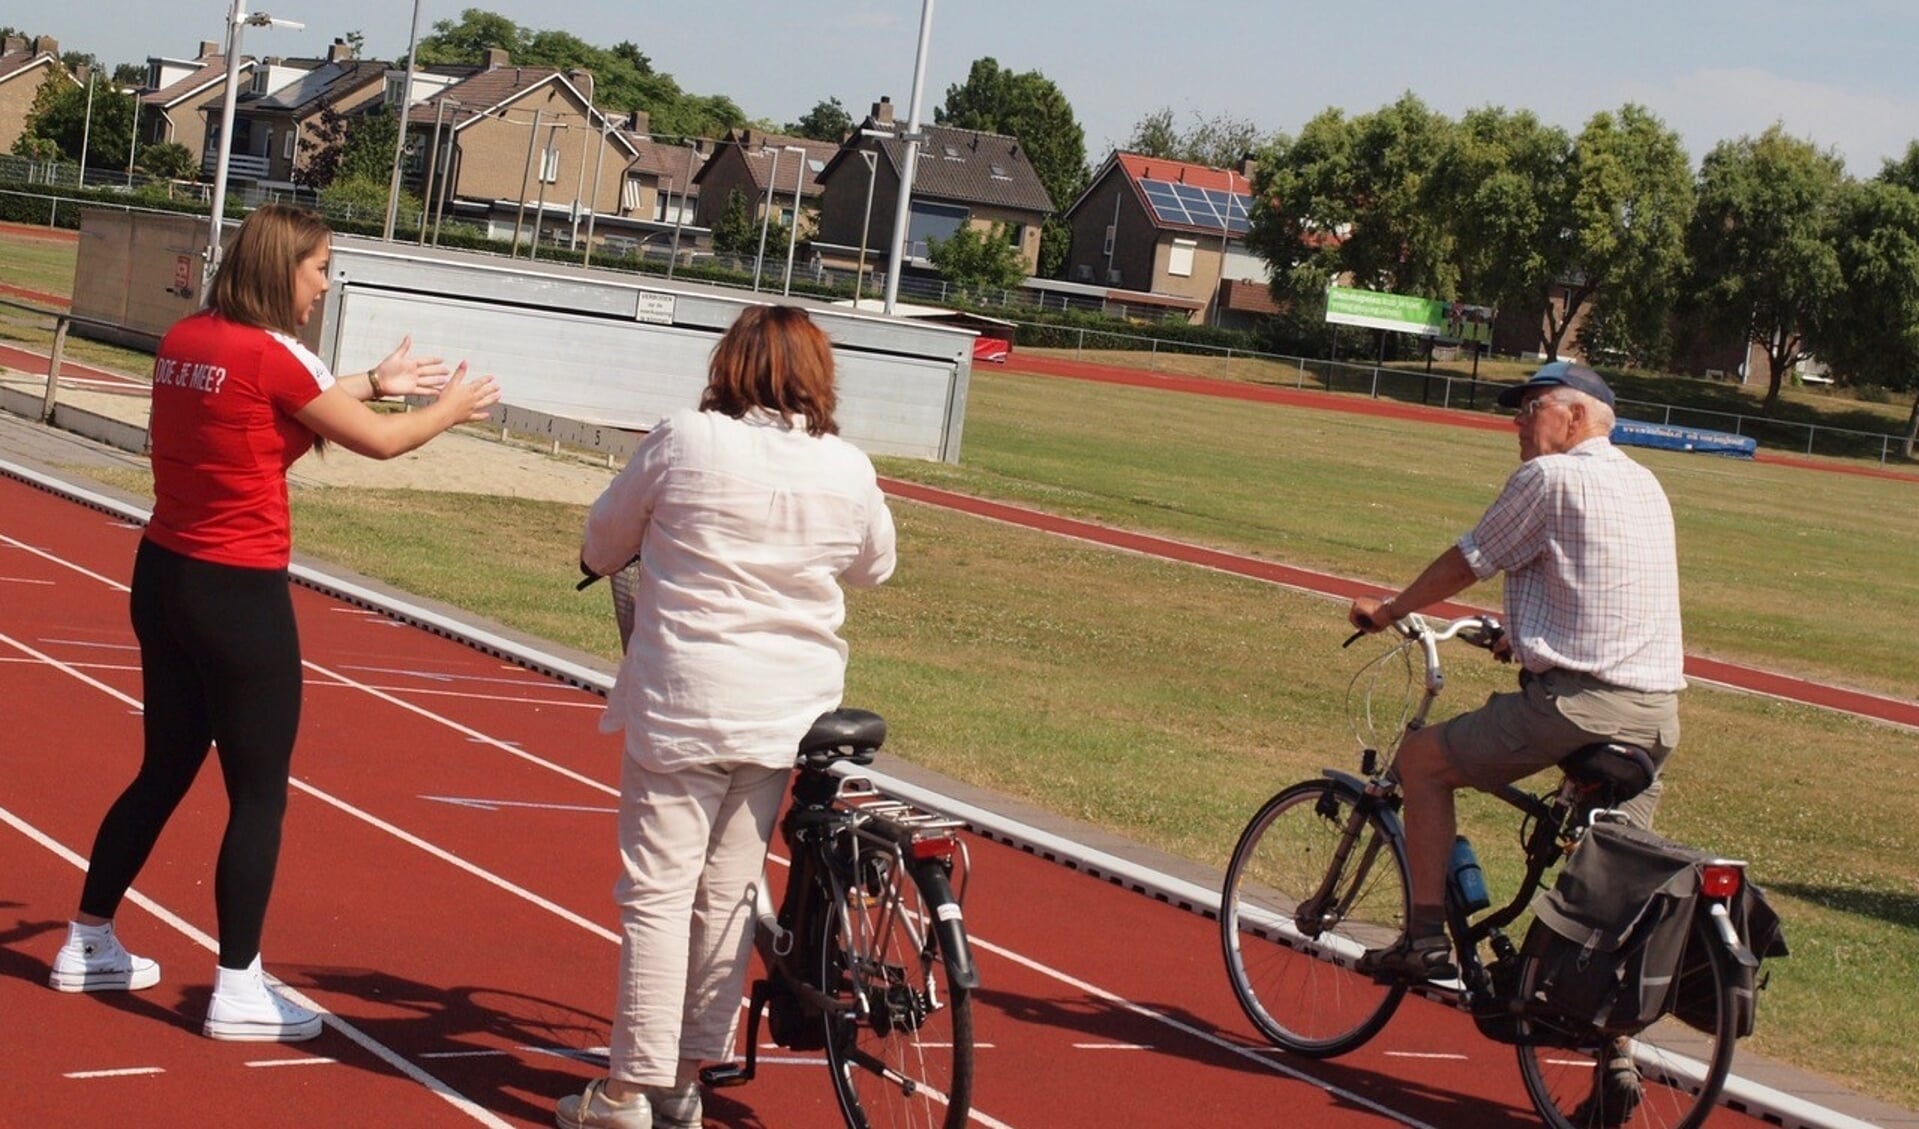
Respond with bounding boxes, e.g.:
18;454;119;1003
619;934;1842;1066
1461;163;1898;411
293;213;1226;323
1611;420;1757;458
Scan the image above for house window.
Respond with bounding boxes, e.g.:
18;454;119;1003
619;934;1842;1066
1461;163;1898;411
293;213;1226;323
1168;237;1197;278
540;146;560;184
1102;224;1115;256
622;176;641;212
283;129;296;159
905;201;968;259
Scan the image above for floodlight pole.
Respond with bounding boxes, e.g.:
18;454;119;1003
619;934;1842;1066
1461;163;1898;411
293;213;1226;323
528;121;564;261
126;93;140;186
667;140;697;281
853;148;877;307
204;0;304;296
581;111;610;266
77;73;96;186
417;96;448;246
780;144;806;296
753;145;782;292
510;107;544;256
381;0;424;241
881;0;934;316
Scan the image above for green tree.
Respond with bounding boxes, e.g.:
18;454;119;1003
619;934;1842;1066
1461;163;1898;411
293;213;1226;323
1431;107;1573;352
1247;93;1457;321
710;188;759;256
415;9;745;139
135;141;197;179
1559;105;1694;362
927;222;1027;297
1122;106;1273;168
111;62;145;86
322;174;422;228
293;100;350;190
1687;124;1849;411
787;97;852;143
937;57;1086;276
1810;166;1919;453
337;106;400;185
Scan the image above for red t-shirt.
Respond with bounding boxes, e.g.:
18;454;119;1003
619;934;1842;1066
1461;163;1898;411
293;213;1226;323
145;312;335;569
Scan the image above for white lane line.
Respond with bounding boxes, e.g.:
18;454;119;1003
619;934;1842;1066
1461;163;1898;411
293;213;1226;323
1073;1043;1151;1050
0;793;512;1129
422;796;619;815
0;575;55;585
41;639;137;652
64;1067;166;1079
340;664;558;689
1385;1051;1471;1061
420;1050;513;1060
0;532;129;591
245;1057;339;1068
310;682;601;710
967;931;1440;1129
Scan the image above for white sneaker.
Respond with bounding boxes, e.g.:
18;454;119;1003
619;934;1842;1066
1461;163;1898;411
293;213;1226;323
643;1080;702;1129
555;1079;653;1129
203;956;323;1042
49;921;161;992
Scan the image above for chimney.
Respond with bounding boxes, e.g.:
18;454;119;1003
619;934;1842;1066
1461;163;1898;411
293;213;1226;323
73;63;92;84
2;36;25;56
327;38;353;63
567;67;593;104
32;35;57;56
870;96;895;127
741;127;760;150
199;40;220;60
1238;154;1258;182
628;109;650;136
482;46;509;70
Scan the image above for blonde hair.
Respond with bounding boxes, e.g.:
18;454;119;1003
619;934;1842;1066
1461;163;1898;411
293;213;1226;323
699;305;838;436
206;204;332;334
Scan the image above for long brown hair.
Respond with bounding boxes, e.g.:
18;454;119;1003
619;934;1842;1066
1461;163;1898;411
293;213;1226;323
206;204;332;334
699;305;838;436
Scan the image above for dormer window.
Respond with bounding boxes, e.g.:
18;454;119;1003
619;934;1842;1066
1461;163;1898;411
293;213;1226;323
249;66;268;94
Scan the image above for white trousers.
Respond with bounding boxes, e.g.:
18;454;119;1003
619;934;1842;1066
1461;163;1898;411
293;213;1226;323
609;756;788;1085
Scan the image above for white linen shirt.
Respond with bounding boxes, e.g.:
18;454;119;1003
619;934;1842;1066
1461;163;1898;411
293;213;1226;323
1457;437;1685;693
582;407;897;771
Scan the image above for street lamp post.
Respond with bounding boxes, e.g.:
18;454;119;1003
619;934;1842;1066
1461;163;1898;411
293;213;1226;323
752;145;783;292
881;0;935;315
77;73;96;187
581;111;610;267
126;90;140;186
666;140;698;281
528;121;564;262
204;0;304;295
381;0;425;241
780;144;806;297
853;148;877;307
416;96;449;246
510;107;544;257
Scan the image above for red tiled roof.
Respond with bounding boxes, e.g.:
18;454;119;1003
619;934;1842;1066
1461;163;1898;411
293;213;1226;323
1116;152;1251;195
624;136;705;192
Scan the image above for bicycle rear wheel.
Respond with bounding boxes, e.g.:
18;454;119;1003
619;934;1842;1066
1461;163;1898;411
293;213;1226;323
819;853;974;1129
1220;778;1410;1057
1516;917;1737;1129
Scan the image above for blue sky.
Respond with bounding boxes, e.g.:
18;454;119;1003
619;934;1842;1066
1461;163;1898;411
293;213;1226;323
26;0;1919;176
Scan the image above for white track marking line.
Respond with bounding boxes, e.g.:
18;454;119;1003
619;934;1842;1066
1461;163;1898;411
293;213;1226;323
64;1067;166;1079
0;575;55;585
0;795;511;1128
245;1057;340;1068
0;532;128;590
1385;1051;1471;1060
309;682;602;709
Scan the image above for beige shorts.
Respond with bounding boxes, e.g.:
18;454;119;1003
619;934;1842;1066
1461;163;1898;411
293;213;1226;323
1437;668;1680;807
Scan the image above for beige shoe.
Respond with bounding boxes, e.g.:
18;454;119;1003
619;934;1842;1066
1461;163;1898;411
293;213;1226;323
642;1081;701;1129
555;1079;652;1129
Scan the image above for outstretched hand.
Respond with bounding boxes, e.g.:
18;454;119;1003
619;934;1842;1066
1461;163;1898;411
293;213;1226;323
371;336;452;397
436;362;502;422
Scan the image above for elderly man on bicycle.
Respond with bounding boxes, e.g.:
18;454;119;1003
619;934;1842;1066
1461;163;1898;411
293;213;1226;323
1346;361;1686;984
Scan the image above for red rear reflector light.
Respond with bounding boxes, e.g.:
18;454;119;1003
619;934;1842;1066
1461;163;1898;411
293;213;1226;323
911;836;955;862
1701;864;1742;899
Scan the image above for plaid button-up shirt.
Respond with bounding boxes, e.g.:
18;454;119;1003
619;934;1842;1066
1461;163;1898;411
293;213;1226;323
1458;438;1685;693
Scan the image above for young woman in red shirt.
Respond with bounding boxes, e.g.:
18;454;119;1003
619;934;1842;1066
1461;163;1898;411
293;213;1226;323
49;204;500;1042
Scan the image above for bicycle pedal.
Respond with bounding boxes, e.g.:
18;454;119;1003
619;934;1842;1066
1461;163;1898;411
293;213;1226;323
699;1062;750;1089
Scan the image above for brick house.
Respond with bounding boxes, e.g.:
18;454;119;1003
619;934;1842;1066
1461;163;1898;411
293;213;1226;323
809;97;1053;285
219;40;383;189
618;120;708;230
138;43;253;162
402;51;638;245
690;127;840;239
1058;151;1270;326
0;35;75;154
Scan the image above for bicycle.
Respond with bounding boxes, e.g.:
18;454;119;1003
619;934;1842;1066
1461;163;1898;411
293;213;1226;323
583;564;979;1128
700;708;979;1129
1219;612;1760;1129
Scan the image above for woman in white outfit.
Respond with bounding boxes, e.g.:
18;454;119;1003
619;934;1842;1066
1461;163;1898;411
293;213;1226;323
559;305;897;1129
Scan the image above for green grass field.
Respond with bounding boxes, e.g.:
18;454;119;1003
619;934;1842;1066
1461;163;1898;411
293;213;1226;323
8;227;1915;1109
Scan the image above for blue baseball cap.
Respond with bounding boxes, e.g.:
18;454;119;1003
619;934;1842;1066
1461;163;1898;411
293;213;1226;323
1497;361;1616;409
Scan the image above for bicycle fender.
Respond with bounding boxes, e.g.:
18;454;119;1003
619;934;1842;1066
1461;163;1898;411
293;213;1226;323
1317;769;1407;843
915;864;980;991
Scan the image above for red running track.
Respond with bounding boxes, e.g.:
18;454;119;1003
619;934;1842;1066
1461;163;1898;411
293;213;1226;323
0;472;1780;1128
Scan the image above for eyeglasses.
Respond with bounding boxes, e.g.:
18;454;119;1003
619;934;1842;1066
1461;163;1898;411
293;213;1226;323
1517;396;1568;419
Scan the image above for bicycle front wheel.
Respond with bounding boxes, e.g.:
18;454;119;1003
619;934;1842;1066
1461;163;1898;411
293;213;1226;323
819;854;974;1129
1220;778;1411;1057
1516;916;1738;1129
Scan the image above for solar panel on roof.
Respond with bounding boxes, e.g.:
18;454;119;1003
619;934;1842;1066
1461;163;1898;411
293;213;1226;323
1139;177;1251;233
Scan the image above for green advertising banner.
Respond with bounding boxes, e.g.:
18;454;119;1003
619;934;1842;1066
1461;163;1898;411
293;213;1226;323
1325;287;1493;345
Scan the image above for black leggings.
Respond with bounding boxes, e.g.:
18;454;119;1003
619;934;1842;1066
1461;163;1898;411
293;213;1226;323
80;538;303;969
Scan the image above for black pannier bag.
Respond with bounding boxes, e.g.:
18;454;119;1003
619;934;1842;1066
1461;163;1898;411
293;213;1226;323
1672;873;1788;1039
1522;824;1713;1034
